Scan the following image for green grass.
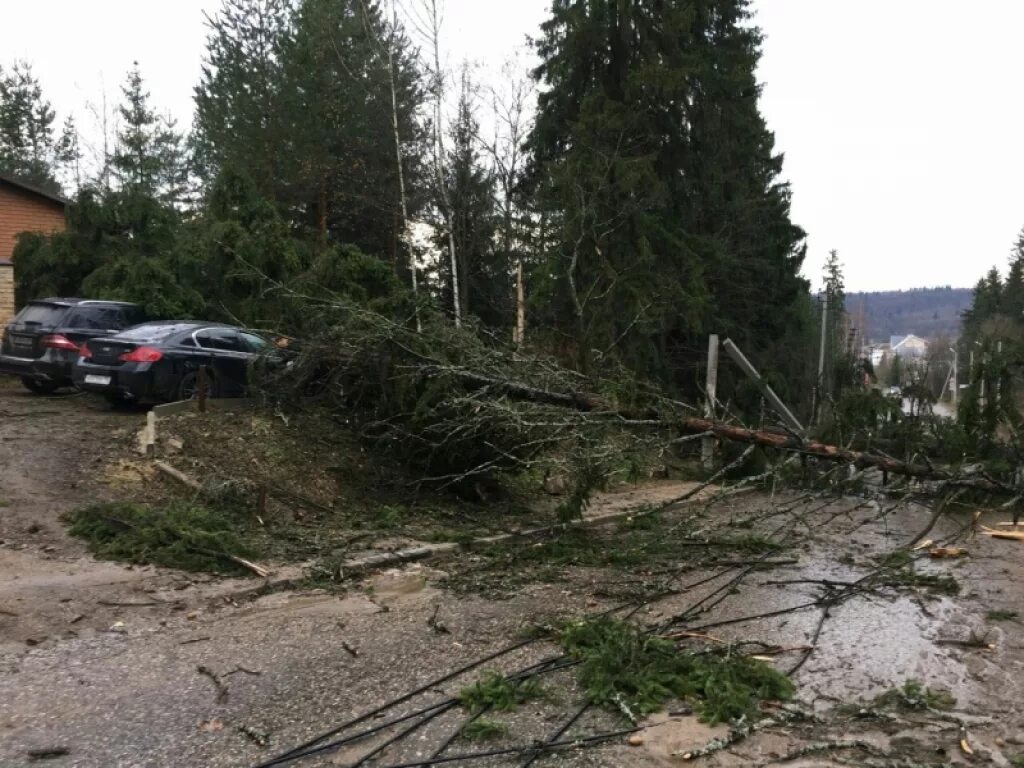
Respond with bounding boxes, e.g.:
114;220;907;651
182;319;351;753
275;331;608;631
870;680;956;712
66;501;259;575
372;504;405;529
560;617;793;724
460;718;509;741
459;672;544;713
986;610;1019;622
1007;754;1024;768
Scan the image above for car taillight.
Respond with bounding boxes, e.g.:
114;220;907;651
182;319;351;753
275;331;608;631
79;342;93;359
119;346;163;363
42;334;81;352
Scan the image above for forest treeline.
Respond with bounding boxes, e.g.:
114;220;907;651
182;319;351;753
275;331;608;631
1;0;819;408
846;287;970;343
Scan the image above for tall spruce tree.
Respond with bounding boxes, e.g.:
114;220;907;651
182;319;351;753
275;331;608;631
0;61;63;194
279;0;425;258
435;69;501;326
193;0;290;198
1000;228;1024;321
527;0;808;395
112;64;187;205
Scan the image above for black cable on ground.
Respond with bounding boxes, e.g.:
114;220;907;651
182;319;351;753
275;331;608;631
368;727;640;768
519;701;592;768
252;637;538;768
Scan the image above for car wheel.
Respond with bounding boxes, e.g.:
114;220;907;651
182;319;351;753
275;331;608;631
178;370;216;401
21;377;59;395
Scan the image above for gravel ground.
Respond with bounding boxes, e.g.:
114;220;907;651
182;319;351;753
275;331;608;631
2;385;1024;768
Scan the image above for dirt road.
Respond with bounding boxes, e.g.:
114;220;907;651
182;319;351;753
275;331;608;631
2;385;1024;767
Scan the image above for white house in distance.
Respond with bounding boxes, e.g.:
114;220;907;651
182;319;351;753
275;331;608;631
890;334;929;359
866;334;930;367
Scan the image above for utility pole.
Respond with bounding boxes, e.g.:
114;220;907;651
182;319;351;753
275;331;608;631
949;346;958;410
812;294;828;424
997;340;1003;406
702;335;719;469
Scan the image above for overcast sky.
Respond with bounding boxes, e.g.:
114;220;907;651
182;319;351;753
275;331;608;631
3;0;1023;293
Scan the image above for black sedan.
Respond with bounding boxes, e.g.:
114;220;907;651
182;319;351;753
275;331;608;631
73;322;273;404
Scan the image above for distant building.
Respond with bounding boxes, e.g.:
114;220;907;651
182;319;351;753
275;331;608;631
890;334;929;359
0;172;68;326
868;344;891;367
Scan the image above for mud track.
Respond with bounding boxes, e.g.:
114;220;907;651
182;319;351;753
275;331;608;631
1;385;1023;767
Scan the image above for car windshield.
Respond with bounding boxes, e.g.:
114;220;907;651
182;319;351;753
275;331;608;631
65;305;132;330
239;332;270;353
112;324;194;342
14;303;67;326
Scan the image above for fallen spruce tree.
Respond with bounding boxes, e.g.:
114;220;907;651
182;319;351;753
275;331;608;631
254;296;1020;508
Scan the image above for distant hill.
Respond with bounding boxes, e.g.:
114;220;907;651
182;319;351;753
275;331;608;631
845;287;972;343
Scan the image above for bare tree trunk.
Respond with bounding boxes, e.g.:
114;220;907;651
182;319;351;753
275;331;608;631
425;0;461;326
482;59;533;344
387;0;420;331
514;258;526;346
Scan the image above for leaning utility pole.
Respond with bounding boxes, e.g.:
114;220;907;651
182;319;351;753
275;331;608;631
723;338;804;434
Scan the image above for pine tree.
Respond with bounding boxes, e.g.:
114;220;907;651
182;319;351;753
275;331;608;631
192;0;290;198
112;64;186;204
1001;228;1024;321
434;69;501;326
54;115;82;192
0;61;62;193
527;0;808;394
279;0;425;257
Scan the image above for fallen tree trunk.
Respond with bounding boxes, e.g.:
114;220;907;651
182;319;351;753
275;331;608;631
435;366;1005;490
679;417;941;479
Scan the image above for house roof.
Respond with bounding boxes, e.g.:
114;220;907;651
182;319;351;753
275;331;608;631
890;334;927;349
0;170;68;207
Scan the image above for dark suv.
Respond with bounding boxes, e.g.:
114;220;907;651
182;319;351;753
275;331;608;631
0;298;147;394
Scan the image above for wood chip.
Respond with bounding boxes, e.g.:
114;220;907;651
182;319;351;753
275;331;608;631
929;546;967;558
981;526;1024;541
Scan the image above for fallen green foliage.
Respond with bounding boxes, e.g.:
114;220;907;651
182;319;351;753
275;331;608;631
889;568;959;596
256;297;682;516
872;552;960;595
871;680;956;712
442;512;785;598
559;617;793;724
985;610;1019;622
459;718;510;742
66;501;257;575
459;672;544;714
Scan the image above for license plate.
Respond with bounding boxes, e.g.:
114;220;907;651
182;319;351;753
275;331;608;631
84;374;111;386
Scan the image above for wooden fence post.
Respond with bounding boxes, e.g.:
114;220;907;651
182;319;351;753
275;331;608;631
197;365;208;414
